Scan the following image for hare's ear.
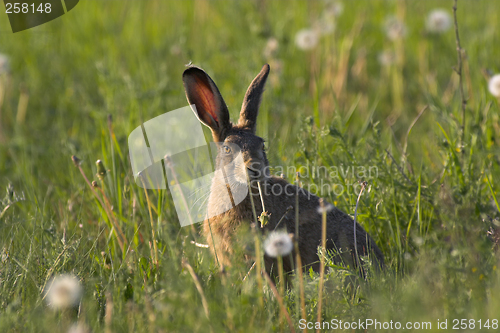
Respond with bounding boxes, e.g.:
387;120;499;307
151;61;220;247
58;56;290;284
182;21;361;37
237;64;270;133
183;67;231;142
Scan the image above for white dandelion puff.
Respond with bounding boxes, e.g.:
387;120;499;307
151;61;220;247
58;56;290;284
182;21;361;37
377;50;396;67
384;16;407;41
269;58;283;73
324;1;344;17
314;17;336;36
295;77;305;88
488;74;500;98
67;323;91;333
0;53;10;74
44;274;83;310
268;58;283;88
295;29;319;50
426;9;452;33
263;37;279;58
317;203;334;214
264;231;293;258
170;44;182;56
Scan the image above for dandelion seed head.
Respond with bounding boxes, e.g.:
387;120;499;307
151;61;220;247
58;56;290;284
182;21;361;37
414;237;424;246
44;274;83;310
295;77;305;88
314;17;336;36
295;29;319;51
264;231;293;258
324;1;343;17
67;323;91;333
269;58;283;73
0;53;10;74
268;58;283;88
488;74;500;98
170;44;182;56
426;9;452;33
317;203;334;214
384;16;407;41
263;37;279;58
378;50;396;67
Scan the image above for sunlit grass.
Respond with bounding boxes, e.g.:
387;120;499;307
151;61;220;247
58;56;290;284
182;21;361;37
1;0;500;331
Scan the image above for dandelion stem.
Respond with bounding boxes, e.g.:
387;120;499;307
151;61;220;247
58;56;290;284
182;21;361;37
247;173;259;226
262;270;296;333
452;0;467;152
182;258;210;319
206;219;221;268
40;246;69;301
107;115;117;201
296;252;307;331
164;157;196;235
353;181;368;273
316;199;327;332
242;261;256;281
385;148;413;185
274;206;293;231
0;76;5;143
295;173;300;237
403;105;428;167
247;173;264;306
104;292;113;333
96;184;127;249
295;173;306;329
257;181;266;212
278;255;285;333
16;86;29;125
72;156;124;252
254;232;264;307
142;185;158;267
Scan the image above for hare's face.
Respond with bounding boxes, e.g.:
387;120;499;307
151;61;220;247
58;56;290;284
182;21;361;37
183;64;271;183
217;130;269;184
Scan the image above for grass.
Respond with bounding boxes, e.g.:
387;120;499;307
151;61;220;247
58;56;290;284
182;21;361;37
1;0;500;331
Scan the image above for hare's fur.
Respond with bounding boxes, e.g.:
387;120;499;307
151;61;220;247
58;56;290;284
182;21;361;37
182;64;384;274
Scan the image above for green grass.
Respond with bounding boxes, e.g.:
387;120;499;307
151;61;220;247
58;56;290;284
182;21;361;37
1;0;500;331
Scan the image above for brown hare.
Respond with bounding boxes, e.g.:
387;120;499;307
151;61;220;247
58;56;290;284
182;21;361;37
182;64;384;276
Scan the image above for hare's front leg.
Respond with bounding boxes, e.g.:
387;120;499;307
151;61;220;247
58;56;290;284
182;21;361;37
203;218;233;267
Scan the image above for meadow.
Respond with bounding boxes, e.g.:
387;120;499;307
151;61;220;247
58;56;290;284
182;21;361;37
1;0;500;331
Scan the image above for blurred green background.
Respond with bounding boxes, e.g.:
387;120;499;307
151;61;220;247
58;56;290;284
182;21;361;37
1;0;500;332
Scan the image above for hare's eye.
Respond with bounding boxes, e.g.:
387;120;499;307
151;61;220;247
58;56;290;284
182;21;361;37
223;145;232;154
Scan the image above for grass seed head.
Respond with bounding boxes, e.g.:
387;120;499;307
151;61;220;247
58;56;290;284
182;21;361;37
259;211;270;228
71;155;81;167
96;159;107;179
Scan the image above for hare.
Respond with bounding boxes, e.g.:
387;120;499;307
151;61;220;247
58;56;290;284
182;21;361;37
182;64;384;275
